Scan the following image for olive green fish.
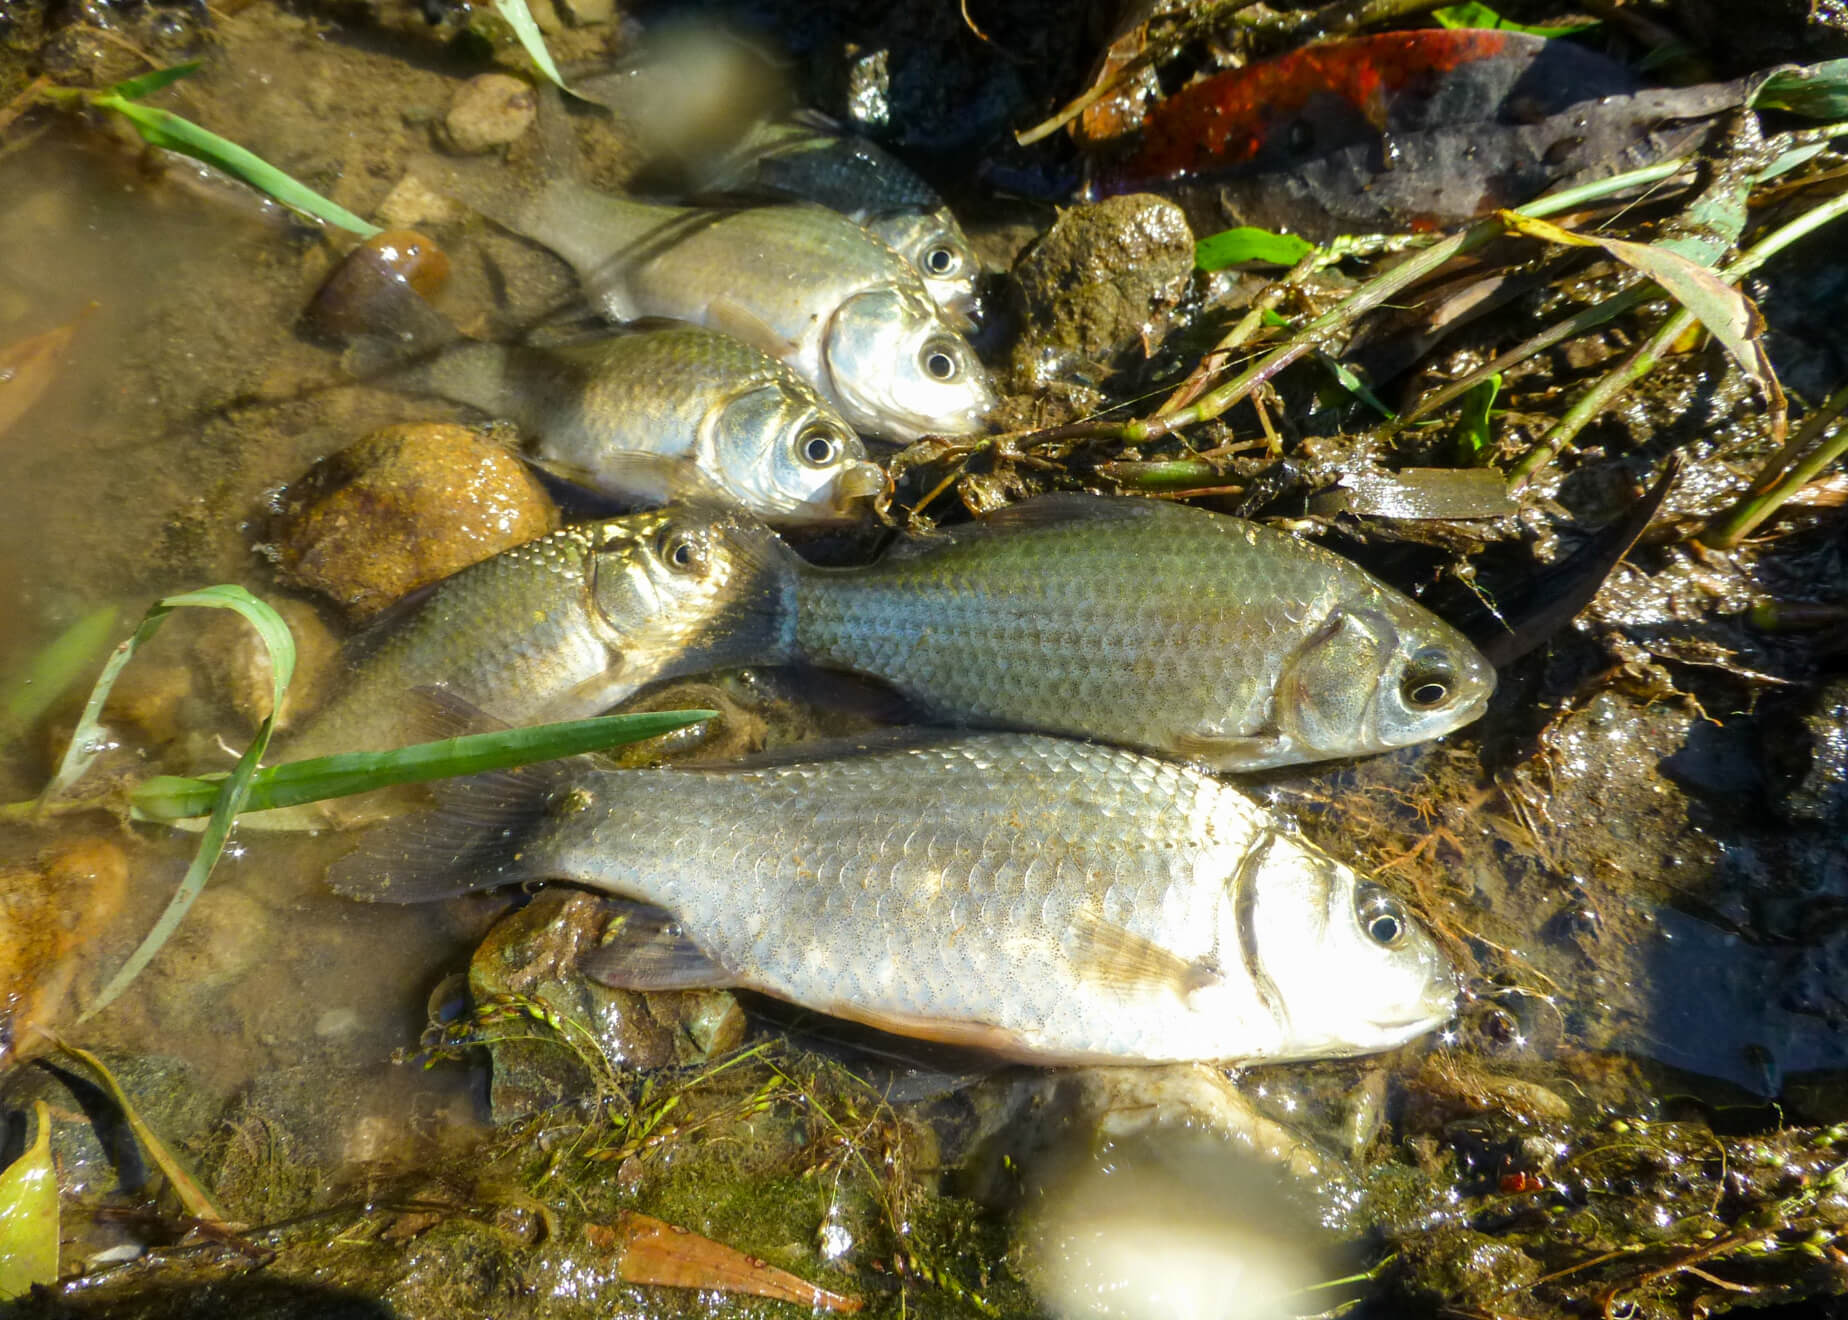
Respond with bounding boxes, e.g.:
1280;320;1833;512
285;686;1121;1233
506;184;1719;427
772;495;1495;770
286;506;788;763
329;732;1457;1065
389;326;883;526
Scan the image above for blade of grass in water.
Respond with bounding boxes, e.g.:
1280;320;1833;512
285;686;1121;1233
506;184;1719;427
56;587;293;1016
1;605;118;748
131;708;720;820
492;0;571;92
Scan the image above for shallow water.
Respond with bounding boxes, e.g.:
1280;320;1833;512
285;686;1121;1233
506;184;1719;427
3;3;1848;1318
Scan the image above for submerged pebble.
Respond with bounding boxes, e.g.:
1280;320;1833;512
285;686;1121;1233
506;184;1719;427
0;839;129;1066
441;73;537;154
267;421;558;621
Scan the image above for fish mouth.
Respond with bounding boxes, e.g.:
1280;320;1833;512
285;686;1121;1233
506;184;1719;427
836;459;888;502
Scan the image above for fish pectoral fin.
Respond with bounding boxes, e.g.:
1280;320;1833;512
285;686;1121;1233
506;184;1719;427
707;298;800;357
1171;728;1292;772
581;902;736;990
821;1003;1043;1060
1071;913;1223;1000
536;449;733;506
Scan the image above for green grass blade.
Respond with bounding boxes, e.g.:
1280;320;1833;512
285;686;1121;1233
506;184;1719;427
108;61;201;102
1752;59;1848;119
492;0;570;91
130;708;720;820
1455;372;1501;464
1195;227;1315;271
0;1101;58;1299
1;605;118;747
79;587;294;1016
93;96;379;237
1432;2;1597;36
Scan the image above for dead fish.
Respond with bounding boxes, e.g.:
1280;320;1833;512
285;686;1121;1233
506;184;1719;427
775;495;1495;771
329;731;1458;1065
285;505;788;763
385;325;884;527
696;113;982;328
509;181;993;442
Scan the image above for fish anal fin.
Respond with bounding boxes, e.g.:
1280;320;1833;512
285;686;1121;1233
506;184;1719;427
581;903;735;990
1071;913;1223;1000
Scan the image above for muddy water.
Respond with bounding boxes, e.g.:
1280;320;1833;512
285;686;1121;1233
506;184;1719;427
3;3;1848;1318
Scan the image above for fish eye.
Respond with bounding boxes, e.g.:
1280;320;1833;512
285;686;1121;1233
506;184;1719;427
797;426;842;468
1400;655;1456;709
657;526;708;574
921;341;961;382
922;244;959;277
1356;885;1408;949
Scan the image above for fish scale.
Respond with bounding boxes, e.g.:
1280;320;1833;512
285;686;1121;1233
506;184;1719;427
332;732;1457;1064
786;495;1492;771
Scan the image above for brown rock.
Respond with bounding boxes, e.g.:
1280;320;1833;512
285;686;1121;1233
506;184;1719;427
441;74;537;155
0;838;130;1066
269;422;558;621
193;596;340;734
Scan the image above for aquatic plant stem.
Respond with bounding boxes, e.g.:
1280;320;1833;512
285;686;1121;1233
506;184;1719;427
1699;382;1848;547
1508;185;1848;490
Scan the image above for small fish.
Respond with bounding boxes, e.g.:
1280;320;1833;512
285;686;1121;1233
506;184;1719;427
285;506;788;763
329;732;1458;1065
698;114;982;328
511;181;993;442
776;495;1495;770
387;325;884;526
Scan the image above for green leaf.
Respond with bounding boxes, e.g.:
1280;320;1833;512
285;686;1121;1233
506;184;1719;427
108;61;201;102
1752;59;1848;119
0;1101;58;1300
1195;226;1316;271
57;587;295;1016
1;605;118;747
1456;372;1501;463
1501;211;1775;396
131;708;720;820
492;0;571;92
1432;3;1599;36
91;96;380;237
1313;349;1396;420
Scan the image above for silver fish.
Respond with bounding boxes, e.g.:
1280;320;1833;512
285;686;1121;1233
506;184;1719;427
286;506;788;763
329;732;1457;1065
774;495;1496;770
511;180;993;442
700;114;982;328
389;326;884;526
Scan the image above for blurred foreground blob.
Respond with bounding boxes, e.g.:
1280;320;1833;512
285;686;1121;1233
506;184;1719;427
1018;1125;1333;1320
1090;30;1748;239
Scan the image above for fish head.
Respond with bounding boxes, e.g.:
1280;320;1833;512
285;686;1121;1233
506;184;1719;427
705;381;884;526
1246;846;1457;1058
1276;603;1495;760
863;208;983;329
585;505;796;672
824;287;995;441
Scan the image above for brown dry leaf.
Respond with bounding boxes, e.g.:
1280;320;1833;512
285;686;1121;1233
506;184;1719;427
588;1212;862;1313
0;319;79;442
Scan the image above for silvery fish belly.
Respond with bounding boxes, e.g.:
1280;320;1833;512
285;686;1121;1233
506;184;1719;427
329;733;1457;1064
790;495;1496;770
395;327;882;526
287;506;788;762
512;180;993;442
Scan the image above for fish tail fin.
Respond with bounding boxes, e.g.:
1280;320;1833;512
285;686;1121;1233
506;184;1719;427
324;757;578;903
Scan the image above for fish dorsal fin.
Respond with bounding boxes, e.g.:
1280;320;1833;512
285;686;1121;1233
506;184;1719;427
1071;912;1223;999
580;901;736;990
875;493;1177;563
